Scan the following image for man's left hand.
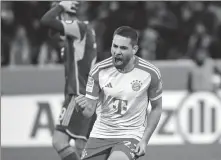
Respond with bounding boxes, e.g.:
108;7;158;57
134;140;147;157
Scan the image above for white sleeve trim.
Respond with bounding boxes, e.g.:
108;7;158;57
150;93;162;101
85;94;99;100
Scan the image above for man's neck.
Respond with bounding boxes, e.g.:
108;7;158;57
118;56;136;73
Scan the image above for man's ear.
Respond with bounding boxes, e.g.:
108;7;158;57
133;45;139;55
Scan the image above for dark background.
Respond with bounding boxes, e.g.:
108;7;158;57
2;1;221;66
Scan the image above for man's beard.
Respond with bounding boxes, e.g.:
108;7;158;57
112;54;131;70
196;60;204;66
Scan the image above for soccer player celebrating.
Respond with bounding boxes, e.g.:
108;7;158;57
76;26;163;160
40;1;97;160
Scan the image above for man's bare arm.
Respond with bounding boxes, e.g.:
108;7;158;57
142;97;162;144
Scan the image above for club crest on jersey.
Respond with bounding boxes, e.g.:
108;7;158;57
131;80;142;91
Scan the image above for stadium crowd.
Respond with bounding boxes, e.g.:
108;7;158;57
2;1;221;66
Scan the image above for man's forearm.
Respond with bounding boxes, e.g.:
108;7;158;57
142;104;162;143
40;5;64;34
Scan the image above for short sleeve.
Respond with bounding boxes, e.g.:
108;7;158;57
148;70;163;101
85;72;100;100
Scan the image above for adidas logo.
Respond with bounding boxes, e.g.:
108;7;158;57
105;83;113;88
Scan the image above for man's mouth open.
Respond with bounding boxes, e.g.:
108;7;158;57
115;57;123;65
114;55;123;65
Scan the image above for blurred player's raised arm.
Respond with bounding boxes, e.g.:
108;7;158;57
40;1;81;39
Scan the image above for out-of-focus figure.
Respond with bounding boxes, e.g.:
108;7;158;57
139;28;159;60
187;47;221;93
40;1;97;160
10;25;30;65
1;1;15;66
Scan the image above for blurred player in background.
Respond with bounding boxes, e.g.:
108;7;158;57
75;26;162;160
187;46;221;93
41;1;97;160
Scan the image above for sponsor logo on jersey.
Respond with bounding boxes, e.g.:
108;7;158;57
86;76;94;93
105;83;113;88
131;80;142;91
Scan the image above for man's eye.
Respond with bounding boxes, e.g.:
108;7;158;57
113;45;118;48
121;47;127;50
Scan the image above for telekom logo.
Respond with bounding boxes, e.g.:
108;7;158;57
177;92;221;144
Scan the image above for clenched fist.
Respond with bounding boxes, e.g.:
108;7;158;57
75;94;89;111
134;139;147;158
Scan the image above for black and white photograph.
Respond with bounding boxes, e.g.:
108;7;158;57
1;1;221;160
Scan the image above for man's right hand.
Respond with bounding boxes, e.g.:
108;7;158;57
75;95;89;111
76;95;97;118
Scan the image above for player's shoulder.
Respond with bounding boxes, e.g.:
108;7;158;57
90;57;113;76
77;20;92;31
77;21;96;39
137;56;161;79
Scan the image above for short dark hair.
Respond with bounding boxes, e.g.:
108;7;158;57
113;26;138;46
